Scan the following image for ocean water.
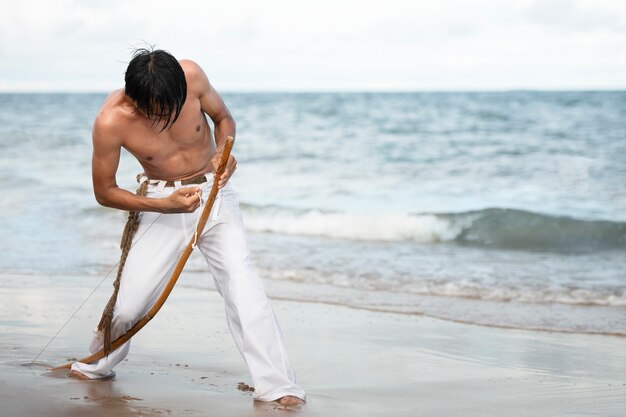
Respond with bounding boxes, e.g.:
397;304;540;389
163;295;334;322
0;92;624;335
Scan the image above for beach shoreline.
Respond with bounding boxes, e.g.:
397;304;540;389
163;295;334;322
1;272;624;417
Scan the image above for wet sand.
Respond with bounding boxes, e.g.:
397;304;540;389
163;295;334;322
1;272;625;417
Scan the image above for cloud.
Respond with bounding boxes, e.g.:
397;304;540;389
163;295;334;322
525;0;626;33
1;0;625;91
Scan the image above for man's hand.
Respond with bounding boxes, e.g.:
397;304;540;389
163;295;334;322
211;144;237;188
161;187;203;213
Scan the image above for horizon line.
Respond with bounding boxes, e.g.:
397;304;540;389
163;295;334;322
1;87;626;94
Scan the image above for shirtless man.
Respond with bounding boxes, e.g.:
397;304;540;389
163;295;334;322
68;48;306;407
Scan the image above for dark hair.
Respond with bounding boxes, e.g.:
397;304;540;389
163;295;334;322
124;48;187;131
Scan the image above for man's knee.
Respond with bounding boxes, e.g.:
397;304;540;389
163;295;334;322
226;266;265;296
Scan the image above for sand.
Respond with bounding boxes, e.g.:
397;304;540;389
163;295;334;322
1;272;624;417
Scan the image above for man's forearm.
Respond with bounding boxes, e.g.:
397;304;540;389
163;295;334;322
95;186;169;213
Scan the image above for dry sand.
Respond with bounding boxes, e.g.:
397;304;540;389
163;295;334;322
1;272;624;417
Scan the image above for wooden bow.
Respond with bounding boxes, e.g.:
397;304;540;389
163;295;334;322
51;136;235;371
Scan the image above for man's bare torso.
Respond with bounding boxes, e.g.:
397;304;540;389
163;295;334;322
98;67;216;181
91;59;235;213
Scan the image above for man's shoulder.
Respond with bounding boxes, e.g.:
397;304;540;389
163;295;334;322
93;90;128;137
179;59;210;94
179;59;203;76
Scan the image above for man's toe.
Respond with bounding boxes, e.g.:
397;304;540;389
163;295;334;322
278;395;305;406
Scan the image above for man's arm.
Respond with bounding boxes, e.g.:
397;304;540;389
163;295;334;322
182;60;237;188
91;113;202;213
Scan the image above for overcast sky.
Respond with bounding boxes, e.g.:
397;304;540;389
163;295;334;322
1;0;625;92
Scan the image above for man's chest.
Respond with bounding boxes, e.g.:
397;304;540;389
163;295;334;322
121;108;210;162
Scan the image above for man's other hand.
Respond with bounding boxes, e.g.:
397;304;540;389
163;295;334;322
211;145;237;189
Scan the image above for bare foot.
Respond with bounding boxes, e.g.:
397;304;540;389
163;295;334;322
277;395;305;406
68;369;91;380
68;369;115;381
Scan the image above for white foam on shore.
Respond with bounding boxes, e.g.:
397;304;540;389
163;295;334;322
181;272;626;336
259;267;626;308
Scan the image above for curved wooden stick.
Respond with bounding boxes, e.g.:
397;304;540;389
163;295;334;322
51;136;235;371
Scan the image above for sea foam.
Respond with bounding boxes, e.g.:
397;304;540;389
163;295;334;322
242;205;626;252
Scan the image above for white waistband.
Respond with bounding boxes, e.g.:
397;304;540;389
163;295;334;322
137;173;213;192
137;173;221;221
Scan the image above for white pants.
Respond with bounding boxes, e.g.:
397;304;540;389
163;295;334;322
71;176;306;402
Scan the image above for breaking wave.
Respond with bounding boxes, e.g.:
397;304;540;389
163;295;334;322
242;205;626;252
